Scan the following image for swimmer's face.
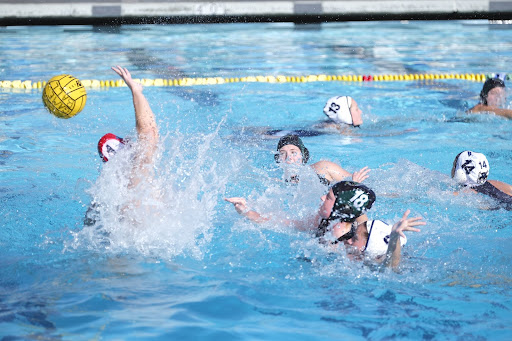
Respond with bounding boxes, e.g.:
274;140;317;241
278;145;303;164
319;189;336;219
350;99;363;126
486;87;506;107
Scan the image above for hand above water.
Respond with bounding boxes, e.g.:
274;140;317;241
112;65;143;94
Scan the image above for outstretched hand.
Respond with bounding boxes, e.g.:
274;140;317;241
352;166;370;183
112;66;143;93
224;197;249;215
391;209;425;239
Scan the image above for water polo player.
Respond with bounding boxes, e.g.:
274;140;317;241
468;76;512;119
317;181;425;269
96;66;159;177
274;134;370;185
323;96;364;127
451;151;512;210
226;180;425;270
85;66;159;227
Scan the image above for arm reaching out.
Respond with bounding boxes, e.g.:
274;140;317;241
112;66;159;187
468;104;512;119
224;197;269;223
112;66;159;150
224;197;316;230
385;209;425;271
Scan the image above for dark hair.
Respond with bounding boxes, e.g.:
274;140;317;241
480;78;505;105
275;134;310;164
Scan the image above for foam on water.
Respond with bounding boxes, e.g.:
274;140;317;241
68;126;242;260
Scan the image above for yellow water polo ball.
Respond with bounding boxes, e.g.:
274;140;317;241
42;74;87;119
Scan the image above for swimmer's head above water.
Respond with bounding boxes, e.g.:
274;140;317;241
320;181;375;224
323;96;363;127
98;133;125;162
275;134;310;164
318;181;376;241
451;150;489;187
480;77;506;107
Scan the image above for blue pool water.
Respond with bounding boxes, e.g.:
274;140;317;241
1;21;512;340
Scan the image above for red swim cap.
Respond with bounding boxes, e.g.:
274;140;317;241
98;133;124;162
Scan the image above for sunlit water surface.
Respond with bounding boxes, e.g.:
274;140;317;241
1;21;512;340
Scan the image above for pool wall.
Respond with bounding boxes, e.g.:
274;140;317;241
1;0;512;25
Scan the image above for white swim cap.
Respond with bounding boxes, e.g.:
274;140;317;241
323;96;353;125
364;220;406;257
453;151;489;187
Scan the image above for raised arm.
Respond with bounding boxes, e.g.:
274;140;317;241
112;66;159;187
112;66;159;151
384;209;425;271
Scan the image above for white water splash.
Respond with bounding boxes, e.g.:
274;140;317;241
69;129;240;260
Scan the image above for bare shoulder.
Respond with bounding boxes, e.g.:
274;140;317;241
311;160;351;183
467;104;484;113
488;180;512;196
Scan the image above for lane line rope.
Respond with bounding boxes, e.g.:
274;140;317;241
1;73;508;89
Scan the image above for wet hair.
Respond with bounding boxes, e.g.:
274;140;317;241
451;152;463;178
480;78;505;105
275;134;310;164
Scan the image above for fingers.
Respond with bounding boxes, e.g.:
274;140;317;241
352;166;371;182
393;210;426;234
111;66;122;76
407;217;426;226
401;209;411;220
401;217;425;233
111;66;131;80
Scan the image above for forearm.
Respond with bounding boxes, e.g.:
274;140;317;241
385;232;401;270
242;210;270;224
132;90;158;141
469;104;512;118
490;108;512;119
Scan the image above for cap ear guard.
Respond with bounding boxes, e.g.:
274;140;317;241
302;147;309;163
98;133;125;162
323;96;353;125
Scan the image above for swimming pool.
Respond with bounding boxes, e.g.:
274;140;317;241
1;20;511;340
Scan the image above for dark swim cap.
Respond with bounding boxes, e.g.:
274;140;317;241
275;134;310;164
480;78;505;105
329;181;376;222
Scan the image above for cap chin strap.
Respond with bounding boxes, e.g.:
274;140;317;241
334;221;357;243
